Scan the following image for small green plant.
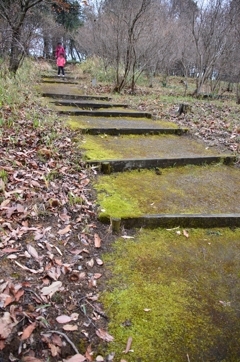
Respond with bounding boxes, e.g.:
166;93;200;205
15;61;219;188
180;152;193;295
0;169;8;183
68;192;83;206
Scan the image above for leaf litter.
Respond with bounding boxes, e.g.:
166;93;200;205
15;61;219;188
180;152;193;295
0;98;116;361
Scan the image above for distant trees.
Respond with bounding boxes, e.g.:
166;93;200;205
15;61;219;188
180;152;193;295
0;0;84;73
75;0;240;94
0;0;44;72
1;0;240;95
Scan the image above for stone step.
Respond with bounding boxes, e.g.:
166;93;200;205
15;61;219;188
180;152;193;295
88;155;236;173
58;109;152;118
95;164;240;228
81;127;188;135
67;115;181;133
41;79;78;84
52;99;128;109
42;93;112;101
81;134;232;164
101;214;240;228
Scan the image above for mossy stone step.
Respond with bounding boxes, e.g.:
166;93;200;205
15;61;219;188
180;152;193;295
81;127;188;135
52;99;128;109
95;165;240;228
81;134;232;163
42;93;112;101
68;115;181;132
58;109;152;118
88;155;236;173
101;214;240;228
41;79;78;84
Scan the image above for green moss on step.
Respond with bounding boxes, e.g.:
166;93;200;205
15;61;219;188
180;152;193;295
94;165;240;217
102;227;240;361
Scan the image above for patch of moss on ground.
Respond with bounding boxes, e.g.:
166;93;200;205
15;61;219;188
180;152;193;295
73;134;224;161
80;135;120;160
67;115;179;129
95;177;141;218
102;227;240;362
95;165;240;217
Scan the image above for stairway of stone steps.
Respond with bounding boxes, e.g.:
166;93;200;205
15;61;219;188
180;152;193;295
40;75;240;229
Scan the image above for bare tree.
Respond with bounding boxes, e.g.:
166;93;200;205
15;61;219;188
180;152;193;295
189;0;232;95
78;0;156;93
0;0;45;72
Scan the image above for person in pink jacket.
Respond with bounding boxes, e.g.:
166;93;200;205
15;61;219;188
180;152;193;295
57;53;66;76
55;42;66;59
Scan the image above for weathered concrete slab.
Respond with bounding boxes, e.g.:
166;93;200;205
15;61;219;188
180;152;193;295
81;127;188;135
88;156;236;172
52;99;128;108
95;165;240;226
58;109;152;118
42;93;112;101
101;214;240;228
41;79;78;84
67;115;179;131
81;134;231;161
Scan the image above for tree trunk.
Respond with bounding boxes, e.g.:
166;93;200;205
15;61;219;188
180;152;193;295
9;28;23;73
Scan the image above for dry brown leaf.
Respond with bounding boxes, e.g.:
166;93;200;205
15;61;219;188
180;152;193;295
70;313;79;321
27;245;39;260
86;258;94;268
93;273;102;279
57;224;71;235
96;328;114;342
49;343;60;357
183;229;189;238
0;312;16;339
51;333;63;347
62;324;78;331
21;357;44;362
1;248;20;254
41;281;62;296
95;258;103;266
20;322;37;340
94;233;101;248
56;315;72;324
64;354;86;362
85;345;93;362
124;336;133;353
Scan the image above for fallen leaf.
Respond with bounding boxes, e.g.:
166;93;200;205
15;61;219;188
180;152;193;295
94;233;101;248
20;357;44;362
41;281;62;296
21;322;37;340
57;225;71;235
64;354;86;362
62;324;78;331
70;313;79;321
49;343;60;357
86;258;94;268
27;245;39;260
124;336;133;353
0;312;16;339
95;258;103;266
96;329;114;342
85;345;93;361
56;315;72;324
51;333;63;347
183;229;189;238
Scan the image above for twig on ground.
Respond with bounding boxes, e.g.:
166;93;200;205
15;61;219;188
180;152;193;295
44;330;79;354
